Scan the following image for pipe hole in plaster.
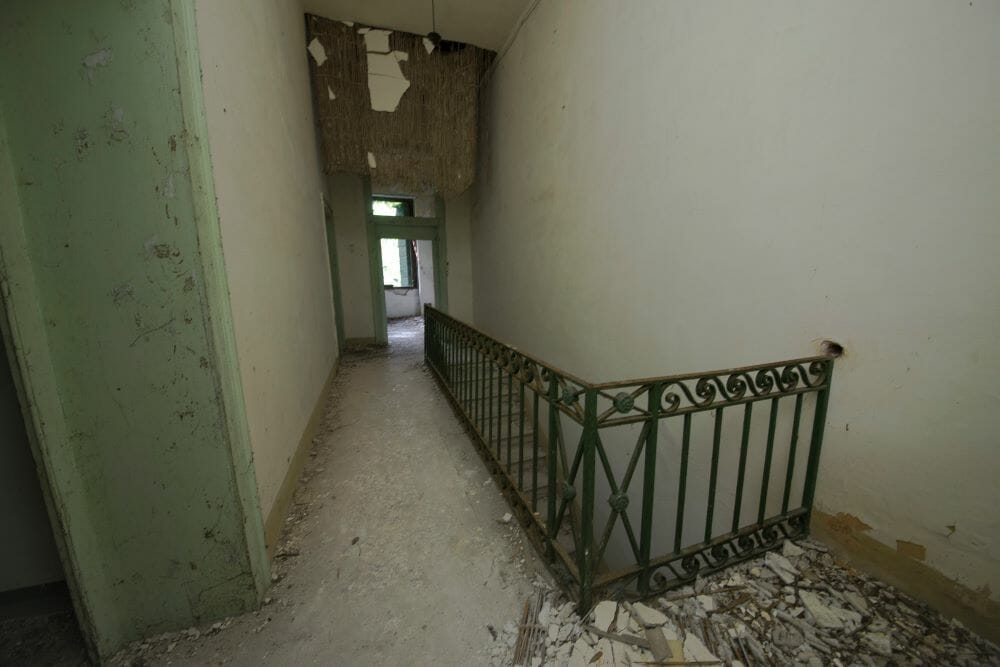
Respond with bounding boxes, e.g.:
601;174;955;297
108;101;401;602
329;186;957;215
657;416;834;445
821;340;845;358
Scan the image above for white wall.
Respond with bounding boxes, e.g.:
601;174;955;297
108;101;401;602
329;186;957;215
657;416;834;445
385;288;421;318
416;240;436;309
445;189;475;322
329;172;376;340
196;0;338;519
473;0;1000;601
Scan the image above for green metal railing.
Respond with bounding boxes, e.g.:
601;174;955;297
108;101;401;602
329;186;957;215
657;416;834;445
424;305;833;610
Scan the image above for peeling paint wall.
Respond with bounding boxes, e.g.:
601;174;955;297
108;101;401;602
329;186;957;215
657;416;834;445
472;0;1000;604
0;0;267;656
194;0;338;524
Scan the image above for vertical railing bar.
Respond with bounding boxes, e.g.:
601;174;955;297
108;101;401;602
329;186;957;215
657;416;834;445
781;394;804;514
518;381;525;489
704;407;723;543
462;332;468;411
532;391;540;513
801;374;833;511
476;340;483;432
638;384;660;595
488;350;494;450
732;402;753;533
673;413;692;554
546;377;559;560
579;388;598;611
506;373;513;473
496;355;503;459
758;397;780;525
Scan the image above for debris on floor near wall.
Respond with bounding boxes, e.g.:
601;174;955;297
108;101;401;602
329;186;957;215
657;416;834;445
488;538;1000;666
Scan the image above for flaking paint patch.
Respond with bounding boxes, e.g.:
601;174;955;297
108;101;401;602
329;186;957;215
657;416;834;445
327;86;336;100
162;174;175;199
827;512;873;534
423;37;436;54
897;540;927;561
106;106;128;142
367;152;377;169
82;48;112;81
307;38;327;67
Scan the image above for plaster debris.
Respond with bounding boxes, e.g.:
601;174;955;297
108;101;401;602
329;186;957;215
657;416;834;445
363;29;392;54
486;538;1000;666
82;48;112;81
327;86;336;100
367;151;377;169
307;37;327;66
423;36;436;54
629;602;666;627
500;512;513;524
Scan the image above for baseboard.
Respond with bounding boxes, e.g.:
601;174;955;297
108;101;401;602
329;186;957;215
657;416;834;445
344;336;374;345
262;359;339;558
811;509;1000;644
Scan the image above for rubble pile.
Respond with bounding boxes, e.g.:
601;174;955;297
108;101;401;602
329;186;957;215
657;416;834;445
488;539;1000;666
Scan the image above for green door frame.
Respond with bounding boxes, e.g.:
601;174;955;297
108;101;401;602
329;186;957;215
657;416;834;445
363;179;448;345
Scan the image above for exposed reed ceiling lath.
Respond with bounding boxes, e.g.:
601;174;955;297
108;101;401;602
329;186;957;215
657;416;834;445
306;14;493;196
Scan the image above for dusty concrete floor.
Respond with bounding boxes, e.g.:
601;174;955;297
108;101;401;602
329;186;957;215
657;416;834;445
111;316;548;665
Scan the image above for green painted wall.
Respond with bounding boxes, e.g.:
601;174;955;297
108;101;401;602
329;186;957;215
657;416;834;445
0;0;267;657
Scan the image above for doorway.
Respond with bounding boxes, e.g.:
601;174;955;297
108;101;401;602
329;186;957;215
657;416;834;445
0;327;84;664
367;193;448;346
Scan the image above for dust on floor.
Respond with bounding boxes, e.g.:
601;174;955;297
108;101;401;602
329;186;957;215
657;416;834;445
111;316;549;665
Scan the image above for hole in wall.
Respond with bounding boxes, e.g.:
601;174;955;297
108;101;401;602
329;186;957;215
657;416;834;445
821;340;845;358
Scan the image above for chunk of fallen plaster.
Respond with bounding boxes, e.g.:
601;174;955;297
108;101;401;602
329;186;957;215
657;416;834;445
843;590;869;613
630;602;667;627
363;29;391;53
799;590;843;629
592;600;617;632
696;594;716;613
782;540;805;558
367;151;377;169
569;637;594;665
863;631;893;657
765;551;798;584
307;38;327;66
682;632;719;663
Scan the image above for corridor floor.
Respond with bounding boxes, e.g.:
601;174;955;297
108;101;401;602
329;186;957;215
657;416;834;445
116;316;548;665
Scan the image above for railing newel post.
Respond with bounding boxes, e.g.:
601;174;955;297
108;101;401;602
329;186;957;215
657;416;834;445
801;365;834;518
638;382;661;595
578;387;598;613
545;375;559;563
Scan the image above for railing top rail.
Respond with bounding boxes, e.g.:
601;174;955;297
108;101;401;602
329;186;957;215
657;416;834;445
425;306;832;393
425;305;593;388
589;355;832;391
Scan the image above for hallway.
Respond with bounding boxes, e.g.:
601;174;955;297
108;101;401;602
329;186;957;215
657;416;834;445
113;317;547;665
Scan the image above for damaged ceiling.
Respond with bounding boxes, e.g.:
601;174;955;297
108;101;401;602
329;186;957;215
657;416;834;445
307;15;492;195
301;0;531;51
